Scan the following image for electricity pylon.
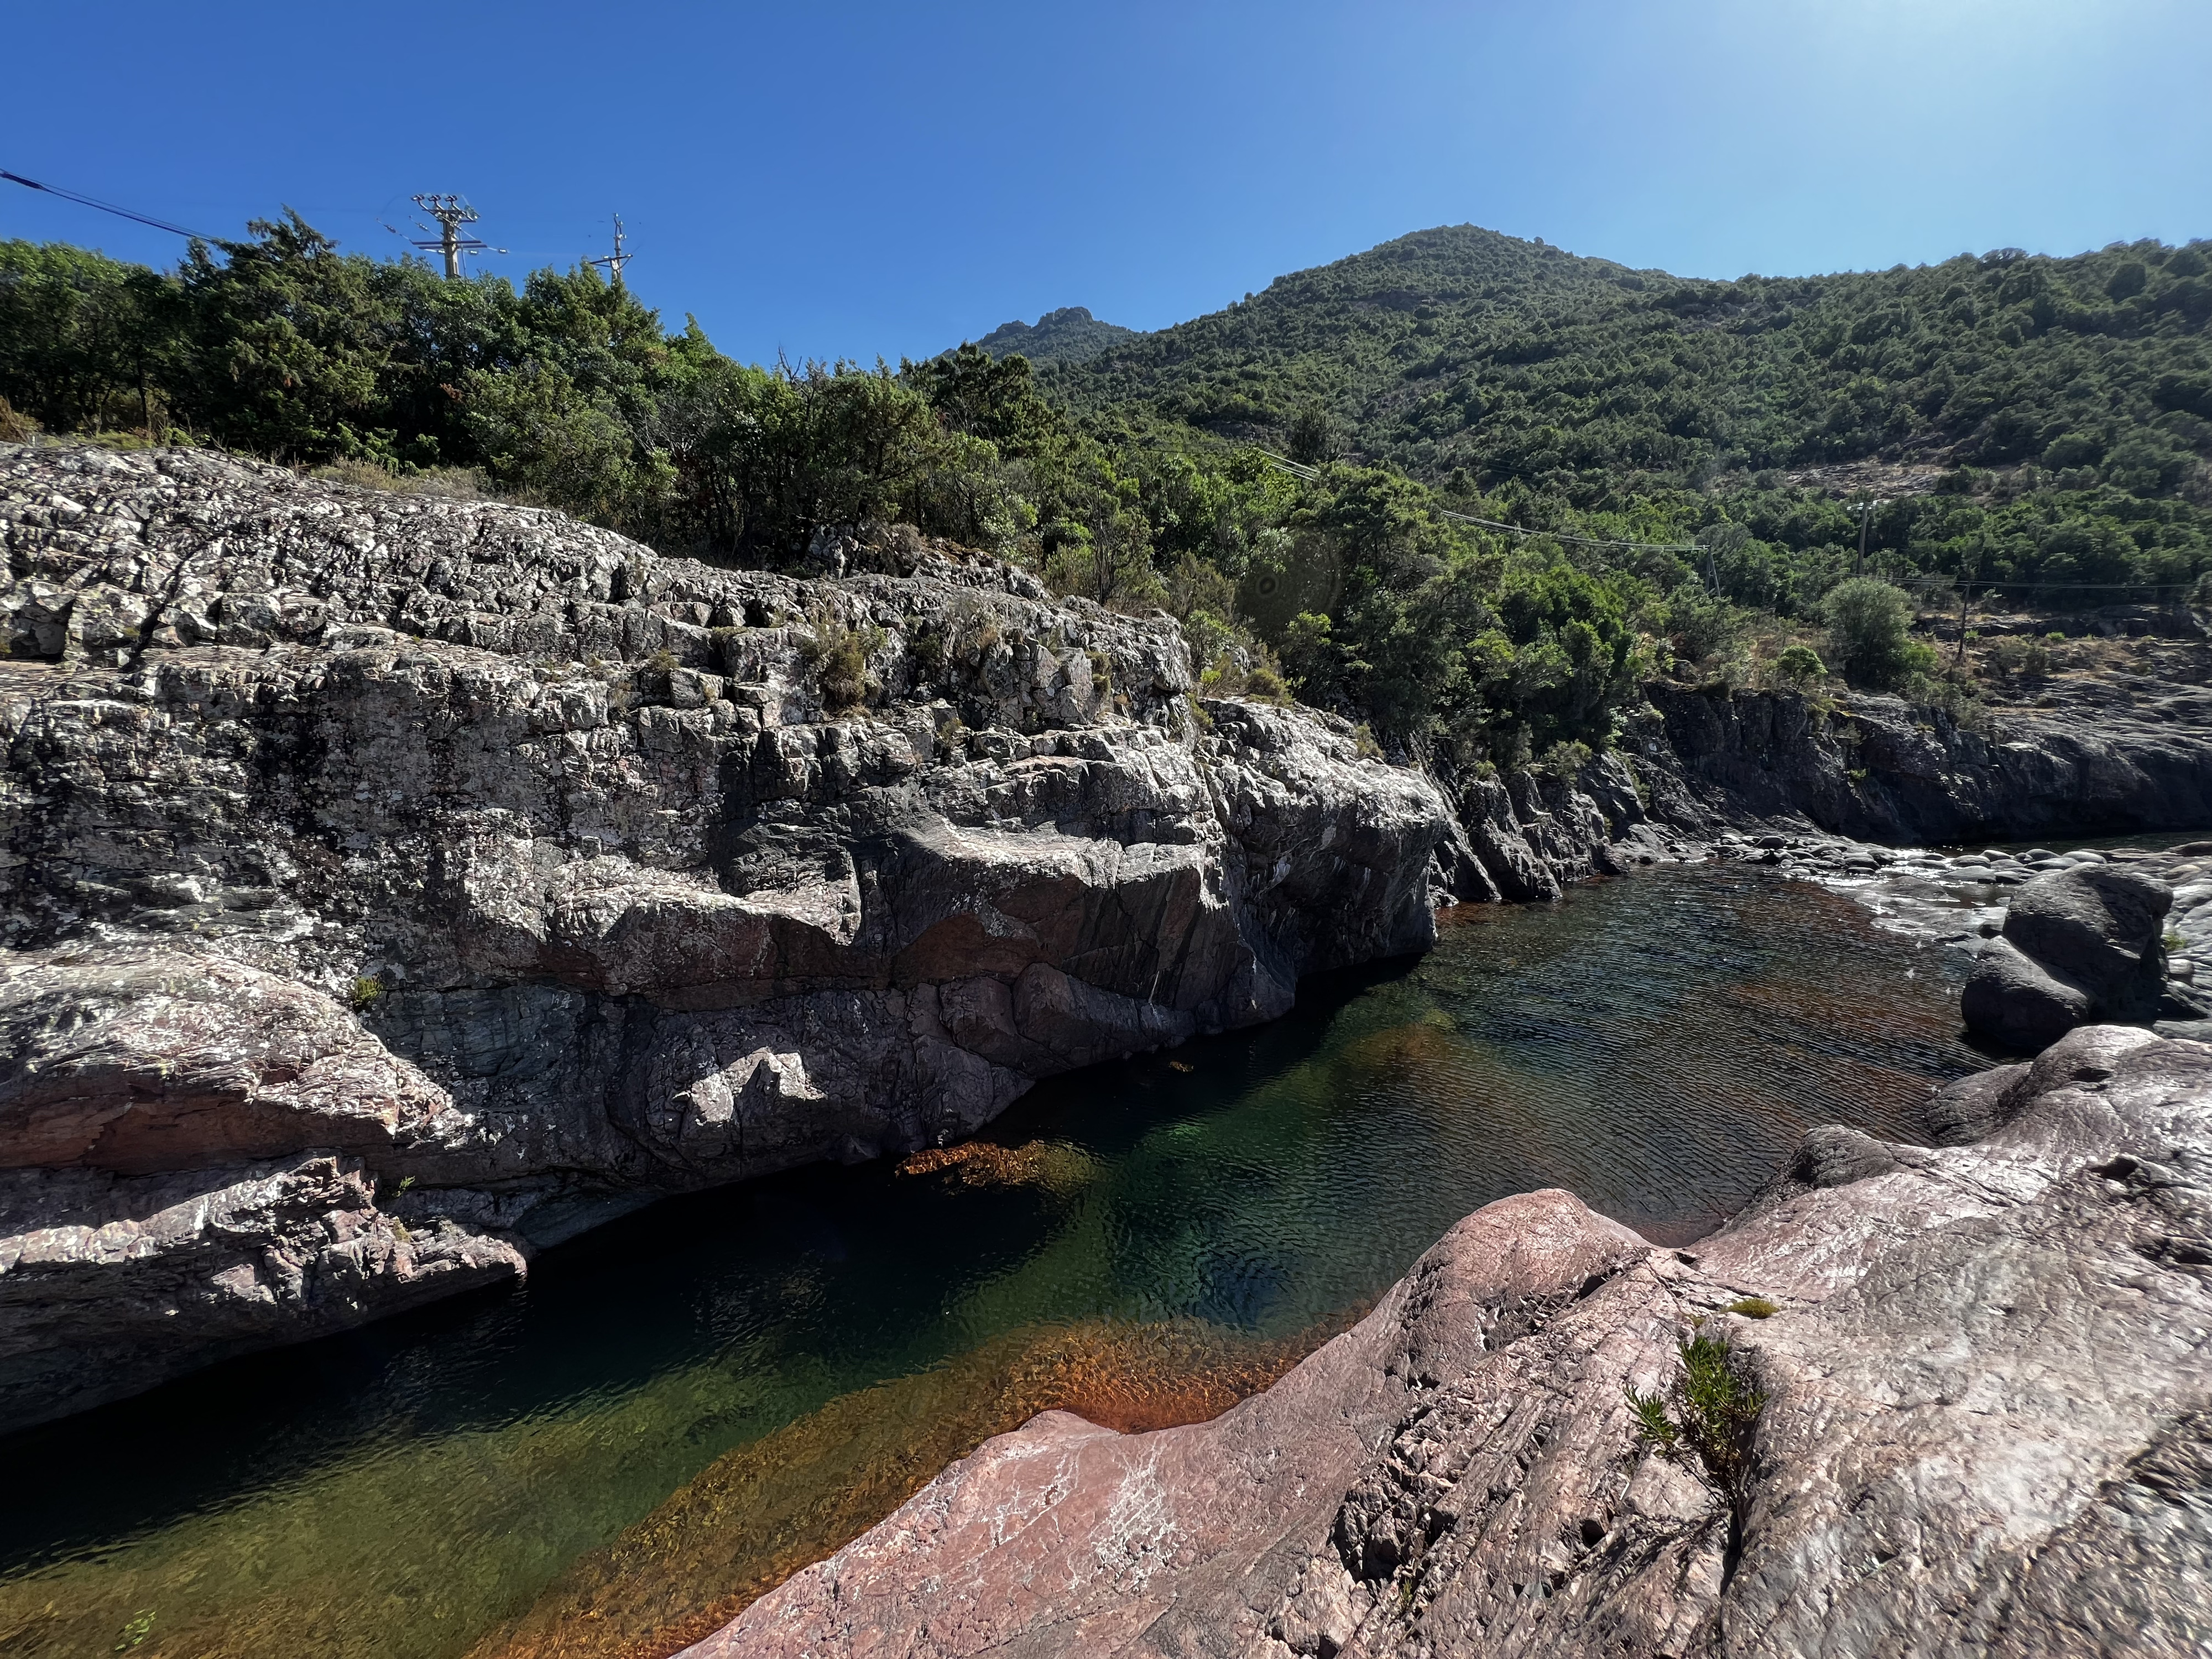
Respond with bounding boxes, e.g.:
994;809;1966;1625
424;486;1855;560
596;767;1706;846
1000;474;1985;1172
587;215;634;284
412;195;488;279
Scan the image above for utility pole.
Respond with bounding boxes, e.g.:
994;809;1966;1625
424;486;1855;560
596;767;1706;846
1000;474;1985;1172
587;215;634;284
1955;539;1983;670
1850;495;1887;580
411;195;488;279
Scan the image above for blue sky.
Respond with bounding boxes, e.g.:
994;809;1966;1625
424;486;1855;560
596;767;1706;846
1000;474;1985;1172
6;1;2206;365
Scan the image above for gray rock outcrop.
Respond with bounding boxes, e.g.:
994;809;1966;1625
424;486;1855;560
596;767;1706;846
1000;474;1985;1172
0;444;1458;1430
693;1024;2212;1659
1639;676;2212;847
1961;855;2210;1053
1414;668;2212;908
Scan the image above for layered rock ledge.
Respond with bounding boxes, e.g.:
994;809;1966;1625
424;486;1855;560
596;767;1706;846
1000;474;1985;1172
0;445;1457;1430
693;1024;2212;1659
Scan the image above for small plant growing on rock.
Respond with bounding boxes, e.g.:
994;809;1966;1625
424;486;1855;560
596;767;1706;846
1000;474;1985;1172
1537;739;1594;778
1984;636;2051;680
910;627;947;680
1725;1296;1780;1318
1625;1385;1679;1452
800;618;884;714
349;974;383;1011
1242;663;1288;703
1625;1329;1769;1499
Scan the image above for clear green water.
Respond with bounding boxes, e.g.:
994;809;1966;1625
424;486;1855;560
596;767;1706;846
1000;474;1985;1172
0;867;1978;1658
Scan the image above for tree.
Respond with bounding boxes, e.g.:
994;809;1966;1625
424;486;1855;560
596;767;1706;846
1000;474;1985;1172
1287;403;1338;465
1821;578;1923;689
173;212;397;461
0;241;178;434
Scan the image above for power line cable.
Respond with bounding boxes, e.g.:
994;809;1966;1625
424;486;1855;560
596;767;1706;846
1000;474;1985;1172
1256;450;1700;554
0;168;214;240
1897;575;2200;594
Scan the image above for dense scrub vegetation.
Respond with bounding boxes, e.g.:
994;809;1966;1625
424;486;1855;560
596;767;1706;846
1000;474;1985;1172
4;215;2208;775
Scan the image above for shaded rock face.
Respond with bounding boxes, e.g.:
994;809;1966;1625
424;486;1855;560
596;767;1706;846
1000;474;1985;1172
1962;859;2210;1053
1422;668;2212;909
696;1024;2212;1659
0;444;1457;1430
1639;677;2212;846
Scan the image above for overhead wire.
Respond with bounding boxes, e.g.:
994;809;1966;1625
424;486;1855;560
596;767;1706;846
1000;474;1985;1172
1;168;214;240
1258;453;2205;597
1256;449;1701;553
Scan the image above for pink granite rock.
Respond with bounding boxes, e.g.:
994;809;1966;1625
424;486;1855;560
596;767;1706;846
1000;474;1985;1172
692;1026;2212;1658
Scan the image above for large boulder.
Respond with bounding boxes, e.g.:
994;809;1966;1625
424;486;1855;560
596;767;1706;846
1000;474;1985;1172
2003;863;2172;1016
691;1027;2212;1658
0;444;1461;1429
1964;862;2172;1052
1959;936;2094;1052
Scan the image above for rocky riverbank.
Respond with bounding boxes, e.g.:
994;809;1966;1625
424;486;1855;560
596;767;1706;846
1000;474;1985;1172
4;441;2210;1434
690;1020;2212;1658
0;445;1458;1431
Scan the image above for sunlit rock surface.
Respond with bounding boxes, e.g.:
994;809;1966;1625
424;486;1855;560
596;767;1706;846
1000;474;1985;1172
0;444;1457;1428
697;1025;2212;1658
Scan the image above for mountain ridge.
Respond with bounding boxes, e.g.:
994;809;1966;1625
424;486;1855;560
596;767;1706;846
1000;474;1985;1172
970;305;1139;365
1041;221;2212;499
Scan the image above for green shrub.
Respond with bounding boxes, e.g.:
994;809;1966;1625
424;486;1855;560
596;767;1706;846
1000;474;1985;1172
1984;635;2050;679
1626;1329;1769;1498
348;975;383;1011
800;619;883;713
1537;738;1594;776
1773;643;1825;686
1822;578;1923;690
1661;585;1746;667
1725;1296;1780;1318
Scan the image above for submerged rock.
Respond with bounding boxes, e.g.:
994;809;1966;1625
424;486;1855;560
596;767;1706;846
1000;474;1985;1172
0;445;1458;1430
694;1025;2212;1658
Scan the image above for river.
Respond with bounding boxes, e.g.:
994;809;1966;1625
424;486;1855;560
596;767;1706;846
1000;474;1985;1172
0;865;1981;1659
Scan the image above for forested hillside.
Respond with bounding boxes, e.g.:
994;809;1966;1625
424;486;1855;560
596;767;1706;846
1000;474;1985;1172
1048;224;2212;494
4;215;2208;774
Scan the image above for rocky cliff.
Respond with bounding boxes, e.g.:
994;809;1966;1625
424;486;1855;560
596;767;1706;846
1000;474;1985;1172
1452;662;2212;902
0;444;1457;1430
692;1022;2212;1658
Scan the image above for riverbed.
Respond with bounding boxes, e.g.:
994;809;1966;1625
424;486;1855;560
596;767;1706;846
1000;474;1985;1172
0;866;1980;1659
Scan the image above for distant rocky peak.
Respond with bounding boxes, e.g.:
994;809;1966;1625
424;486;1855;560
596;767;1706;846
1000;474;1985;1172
969;306;1139;365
